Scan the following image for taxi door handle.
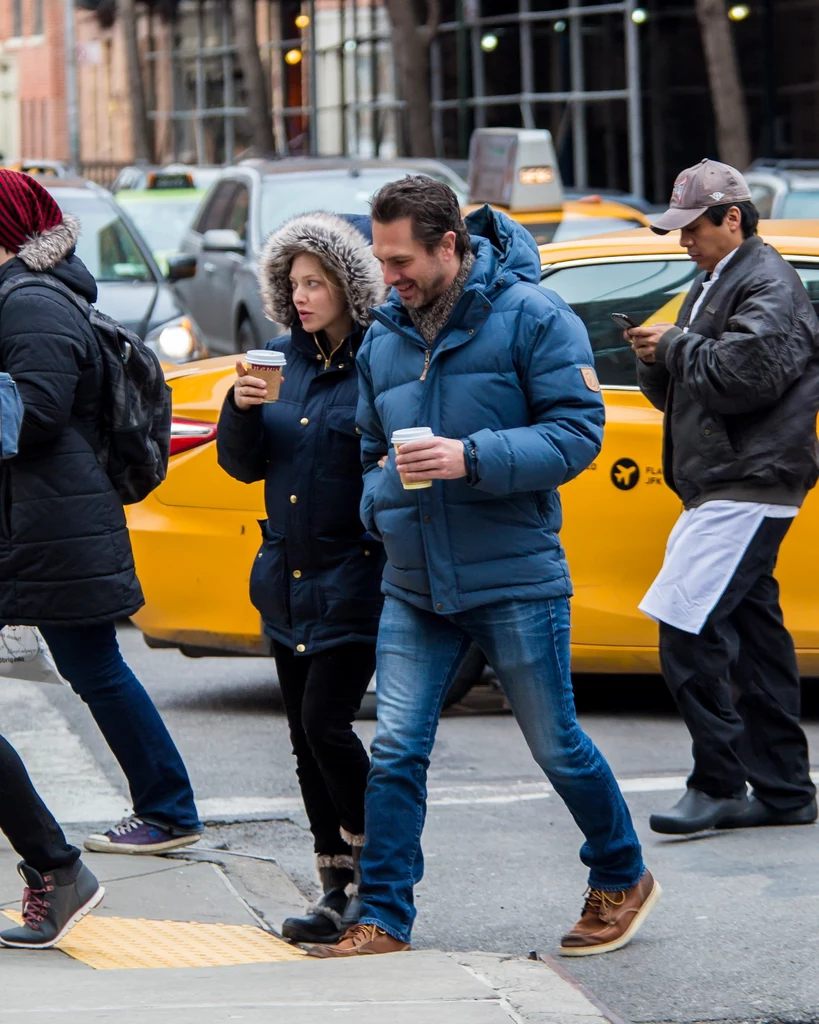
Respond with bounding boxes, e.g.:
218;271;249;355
203;261;217;274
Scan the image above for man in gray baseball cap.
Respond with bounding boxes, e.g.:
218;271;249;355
625;158;819;837
649;157;752;234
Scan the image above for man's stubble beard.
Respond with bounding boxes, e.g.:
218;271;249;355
405;263;451;309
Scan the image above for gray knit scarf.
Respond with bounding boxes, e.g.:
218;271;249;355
407;251;476;344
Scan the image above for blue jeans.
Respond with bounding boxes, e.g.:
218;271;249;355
39;623;201;834
359;595;644;943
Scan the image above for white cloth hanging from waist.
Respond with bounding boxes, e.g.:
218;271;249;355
639;500;798;635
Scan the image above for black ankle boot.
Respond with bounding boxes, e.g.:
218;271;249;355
0;860;104;949
340;833;364;930
281;855;353;944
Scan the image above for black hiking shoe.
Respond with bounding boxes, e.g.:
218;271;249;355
0;861;104;949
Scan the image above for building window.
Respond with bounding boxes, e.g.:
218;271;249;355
33;0;44;36
12;0;22;37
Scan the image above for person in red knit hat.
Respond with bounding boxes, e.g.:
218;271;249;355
0;169;76;267
0;170;203;944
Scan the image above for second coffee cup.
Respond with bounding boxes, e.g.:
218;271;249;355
246;349;287;403
391;427;434;490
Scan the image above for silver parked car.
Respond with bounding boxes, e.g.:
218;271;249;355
42;177;207;363
173;158;469;355
745;160;819;220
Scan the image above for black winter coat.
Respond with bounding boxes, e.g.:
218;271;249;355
217;323;385;654
0;255;144;625
637;236;819;509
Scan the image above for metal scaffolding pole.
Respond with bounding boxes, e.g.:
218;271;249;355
222;1;235;164
308;0;318;156
468;0;486;130
64;0;80;170
625;0;644;198
519;0;535;130
568;0;587;188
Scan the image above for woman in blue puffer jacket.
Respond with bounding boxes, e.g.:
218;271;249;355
216;212;385;945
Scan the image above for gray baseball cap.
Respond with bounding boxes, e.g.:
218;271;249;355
650;158;753;234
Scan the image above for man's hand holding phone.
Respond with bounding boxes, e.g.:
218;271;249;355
611;313;674;365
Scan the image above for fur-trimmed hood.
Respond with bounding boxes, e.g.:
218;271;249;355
17;214;80;273
258;212;385;328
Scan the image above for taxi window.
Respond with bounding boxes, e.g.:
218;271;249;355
790;263;819;318
540;259;699;386
526;217;644;246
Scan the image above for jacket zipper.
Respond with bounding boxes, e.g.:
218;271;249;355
420;347;431;381
314;333;346;371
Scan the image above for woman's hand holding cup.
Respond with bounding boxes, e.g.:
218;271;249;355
234;360;269;410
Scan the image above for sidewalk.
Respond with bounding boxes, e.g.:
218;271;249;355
0;839;626;1024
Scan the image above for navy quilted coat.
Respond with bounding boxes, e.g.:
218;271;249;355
356;205;605;615
217;213;386;654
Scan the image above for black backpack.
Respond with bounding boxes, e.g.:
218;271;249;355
0;273;172;504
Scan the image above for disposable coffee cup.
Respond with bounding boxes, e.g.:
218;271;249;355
246;349;286;403
391;426;434;490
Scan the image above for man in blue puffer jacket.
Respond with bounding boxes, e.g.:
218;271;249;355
307;178;659;960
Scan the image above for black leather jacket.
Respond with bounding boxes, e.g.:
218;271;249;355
637;235;819;509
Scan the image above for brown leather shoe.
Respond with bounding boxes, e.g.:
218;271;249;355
558;869;661;957
304;922;411;958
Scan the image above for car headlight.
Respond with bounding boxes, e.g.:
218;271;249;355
145;316;206;362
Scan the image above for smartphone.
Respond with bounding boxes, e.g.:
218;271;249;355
610;312;638;330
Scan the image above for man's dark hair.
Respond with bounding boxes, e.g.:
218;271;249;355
704;201;759;239
370;175;471;256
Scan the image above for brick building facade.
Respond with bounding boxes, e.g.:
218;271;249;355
0;0;69;163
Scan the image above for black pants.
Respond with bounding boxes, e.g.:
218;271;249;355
0;732;80;872
660;516;815;812
273;641;374;855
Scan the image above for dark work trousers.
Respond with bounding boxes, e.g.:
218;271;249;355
659;516;815;812
0;732;80;873
272;641;374;855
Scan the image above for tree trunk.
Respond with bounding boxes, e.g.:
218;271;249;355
233;0;275;156
120;0;153;162
695;0;752;170
383;0;438;157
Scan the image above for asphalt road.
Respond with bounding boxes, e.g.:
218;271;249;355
12;623;819;1024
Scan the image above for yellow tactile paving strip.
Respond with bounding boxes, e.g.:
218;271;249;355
2;911;305;969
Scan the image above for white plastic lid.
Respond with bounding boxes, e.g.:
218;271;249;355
391;426;434;446
246;349;287;367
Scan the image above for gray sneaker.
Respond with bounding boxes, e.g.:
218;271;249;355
0;861;104;949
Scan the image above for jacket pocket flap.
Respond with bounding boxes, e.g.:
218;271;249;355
326;406;360;438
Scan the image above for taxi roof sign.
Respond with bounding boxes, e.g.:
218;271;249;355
147;170;195;190
468;128;564;213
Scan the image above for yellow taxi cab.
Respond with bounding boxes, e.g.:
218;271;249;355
127;220;819;675
462;128;650;245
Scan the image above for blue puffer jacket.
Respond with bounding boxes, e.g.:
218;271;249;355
356;205;605;615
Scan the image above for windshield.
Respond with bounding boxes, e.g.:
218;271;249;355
48;193;154;283
781;191;819;219
525;217;644;246
117;196;202;252
260;170;468;237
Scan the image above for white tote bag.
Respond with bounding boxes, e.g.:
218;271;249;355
0;626;67;685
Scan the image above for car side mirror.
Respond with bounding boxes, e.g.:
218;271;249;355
166;253;198;282
202;229;246;254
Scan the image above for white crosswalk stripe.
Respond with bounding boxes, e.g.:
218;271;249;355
2;682;817;824
1;680;130;823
